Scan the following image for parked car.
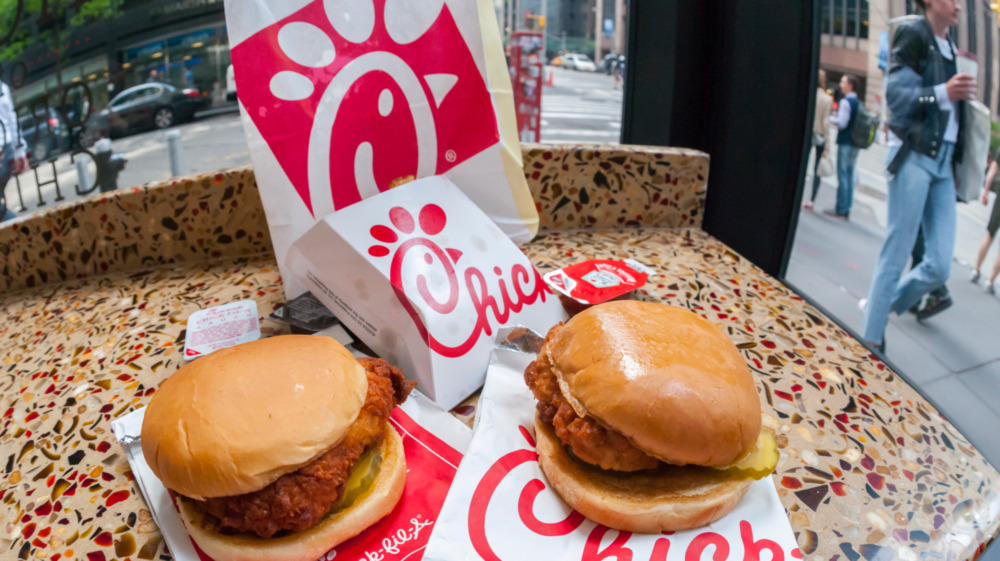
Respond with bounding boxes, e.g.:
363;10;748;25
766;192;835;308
562;53;596;72
97;82;210;137
19;108;71;162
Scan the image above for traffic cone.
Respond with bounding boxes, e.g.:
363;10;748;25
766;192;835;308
546;68;553;87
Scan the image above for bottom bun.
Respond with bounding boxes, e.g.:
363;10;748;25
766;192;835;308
177;423;406;561
535;415;751;533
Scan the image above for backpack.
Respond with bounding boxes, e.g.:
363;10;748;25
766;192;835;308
849;102;879;149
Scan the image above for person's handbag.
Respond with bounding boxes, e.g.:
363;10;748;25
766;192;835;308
812;132;825;147
955;100;991;203
817;153;835;177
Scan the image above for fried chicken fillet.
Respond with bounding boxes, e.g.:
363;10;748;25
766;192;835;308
187;357;415;538
524;325;661;472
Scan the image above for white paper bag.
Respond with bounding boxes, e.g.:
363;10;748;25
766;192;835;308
224;0;538;298
286;176;566;409
423;328;801;561
957;99;991;203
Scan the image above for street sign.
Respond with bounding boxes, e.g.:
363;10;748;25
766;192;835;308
604;18;613;38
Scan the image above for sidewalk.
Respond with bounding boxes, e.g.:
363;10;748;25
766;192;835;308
788;141;1000;469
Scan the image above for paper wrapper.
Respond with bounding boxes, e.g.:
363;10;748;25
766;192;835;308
423;328;802;561
224;0;537;298
286;176;566;410
112;374;471;561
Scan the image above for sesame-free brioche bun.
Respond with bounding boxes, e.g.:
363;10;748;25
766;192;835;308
177;423;406;561
534;417;751;533
141;335;368;500
542;301;761;468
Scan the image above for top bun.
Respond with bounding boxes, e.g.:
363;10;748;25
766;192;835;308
141;335;368;500
542;301;760;468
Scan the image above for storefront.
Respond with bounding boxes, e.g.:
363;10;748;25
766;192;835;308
6;0;229;125
120;25;231;99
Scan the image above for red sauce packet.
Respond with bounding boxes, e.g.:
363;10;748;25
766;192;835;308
543;259;652;311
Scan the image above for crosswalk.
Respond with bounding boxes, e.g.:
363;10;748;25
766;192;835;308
540;70;623;144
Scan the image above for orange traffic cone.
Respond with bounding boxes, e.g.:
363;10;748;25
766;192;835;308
546;68;553;87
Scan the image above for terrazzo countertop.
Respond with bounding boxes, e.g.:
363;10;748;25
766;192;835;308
0;144;997;561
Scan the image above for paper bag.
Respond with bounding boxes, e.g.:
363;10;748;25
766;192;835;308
286;176;566;409
423;327;801;561
224;0;537;297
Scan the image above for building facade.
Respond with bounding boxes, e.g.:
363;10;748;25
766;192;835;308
820;0;1000;117
2;0;230;117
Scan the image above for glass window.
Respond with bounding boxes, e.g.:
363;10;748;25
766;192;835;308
846;0;857;38
833;0;845;34
860;0;869;39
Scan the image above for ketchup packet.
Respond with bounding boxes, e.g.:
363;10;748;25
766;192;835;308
543;259;651;313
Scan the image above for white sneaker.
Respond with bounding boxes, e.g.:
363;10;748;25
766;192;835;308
971;270;981;283
858;298;868;312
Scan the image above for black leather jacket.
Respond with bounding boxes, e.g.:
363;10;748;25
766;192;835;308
886;16;964;174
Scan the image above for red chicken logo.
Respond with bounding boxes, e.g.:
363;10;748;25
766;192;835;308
231;0;500;218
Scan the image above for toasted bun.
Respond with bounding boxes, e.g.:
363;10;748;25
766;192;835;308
541;301;760;467
177;423;407;561
142;335;368;499
535;416;750;533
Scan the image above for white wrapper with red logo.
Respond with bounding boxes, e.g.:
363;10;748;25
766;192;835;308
423;327;802;561
286;176;566;410
112;385;472;561
225;0;537;298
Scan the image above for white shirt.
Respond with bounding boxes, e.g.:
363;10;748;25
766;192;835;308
933;35;959;143
889;34;959;147
830;92;857;129
0;82;26;158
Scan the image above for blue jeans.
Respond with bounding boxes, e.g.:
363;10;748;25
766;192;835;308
836;144;860;216
861;142;956;344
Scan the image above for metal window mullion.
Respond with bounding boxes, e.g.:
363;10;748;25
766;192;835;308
842;0;848;47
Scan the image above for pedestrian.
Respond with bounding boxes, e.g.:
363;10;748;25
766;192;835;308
825;74;862;220
147;69;159;83
970;148;1000;294
0;77;29;222
184;67;194;87
804;69;833;210
860;0;975;352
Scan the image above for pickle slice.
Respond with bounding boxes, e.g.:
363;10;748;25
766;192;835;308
717;427;779;480
332;447;383;514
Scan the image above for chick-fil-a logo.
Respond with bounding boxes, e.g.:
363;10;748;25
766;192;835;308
367;203;551;358
467;425;803;561
231;0;499;219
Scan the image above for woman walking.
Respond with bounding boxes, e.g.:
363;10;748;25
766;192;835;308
860;0;976;351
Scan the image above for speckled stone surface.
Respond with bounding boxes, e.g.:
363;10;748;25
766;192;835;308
521;143;709;231
0;169;271;294
0;147;997;561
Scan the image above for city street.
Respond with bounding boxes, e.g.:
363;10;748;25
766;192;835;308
5;108;250;214
540;66;622;144
788;140;1000;467
6;66;622;215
